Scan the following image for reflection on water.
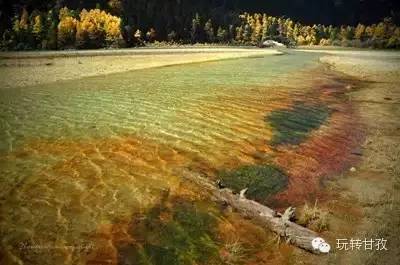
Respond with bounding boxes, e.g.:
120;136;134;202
0;52;362;264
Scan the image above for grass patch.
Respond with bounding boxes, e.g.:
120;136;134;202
297;201;330;232
266;102;330;145
220;239;248;265
219;165;288;203
123;199;221;265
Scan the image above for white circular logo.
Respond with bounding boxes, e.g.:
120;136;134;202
311;237;325;250
318;242;331;253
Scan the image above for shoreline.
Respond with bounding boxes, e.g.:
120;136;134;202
319;53;400;82
0;47;279;59
313;53;400;265
0;48;282;89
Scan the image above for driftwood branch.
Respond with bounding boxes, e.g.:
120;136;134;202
183;171;327;254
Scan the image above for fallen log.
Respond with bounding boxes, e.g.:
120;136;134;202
183;171;329;254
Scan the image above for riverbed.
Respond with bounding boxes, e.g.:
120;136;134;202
0;48;399;265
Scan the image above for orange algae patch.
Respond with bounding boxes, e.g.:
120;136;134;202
85;221;133;265
0;136;199;265
85;189;295;265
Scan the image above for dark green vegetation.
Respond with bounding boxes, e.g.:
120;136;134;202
267;103;330;145
1;0;399;50
219;165;288;203
2;0;399;30
121;199;221;265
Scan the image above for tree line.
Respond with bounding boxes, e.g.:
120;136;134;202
1;0;399;50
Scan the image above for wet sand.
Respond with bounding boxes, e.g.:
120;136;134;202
0;48;281;89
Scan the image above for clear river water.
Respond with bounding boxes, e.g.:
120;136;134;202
0;51;360;264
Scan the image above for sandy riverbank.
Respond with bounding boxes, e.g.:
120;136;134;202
315;52;400;265
0;48;281;89
297;47;400;58
297;47;400;81
319;55;400;82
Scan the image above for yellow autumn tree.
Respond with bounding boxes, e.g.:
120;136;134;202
354;24;366;40
387;28;400;48
297;35;306;45
251;13;263;43
302;26;317;45
75;9;122;48
19;8;29;31
32;15;43;36
57;8;77;48
374;22;387;39
104;13;122;46
80;9;104;45
12;8;29;36
31;14;45;48
261;14;270;40
10;8;34;49
285;19;294;40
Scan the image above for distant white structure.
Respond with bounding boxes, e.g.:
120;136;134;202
261;40;286;48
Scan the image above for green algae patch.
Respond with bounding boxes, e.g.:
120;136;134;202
266;102;330;145
219;165;288;203
121;198;222;265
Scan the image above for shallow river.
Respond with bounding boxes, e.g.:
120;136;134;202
0;51;361;264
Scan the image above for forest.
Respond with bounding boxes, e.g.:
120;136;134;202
1;0;399;50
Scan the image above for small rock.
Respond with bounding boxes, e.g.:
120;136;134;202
350;167;357;172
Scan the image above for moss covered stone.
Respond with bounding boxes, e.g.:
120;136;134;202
219;165;288;203
266;102;330;145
